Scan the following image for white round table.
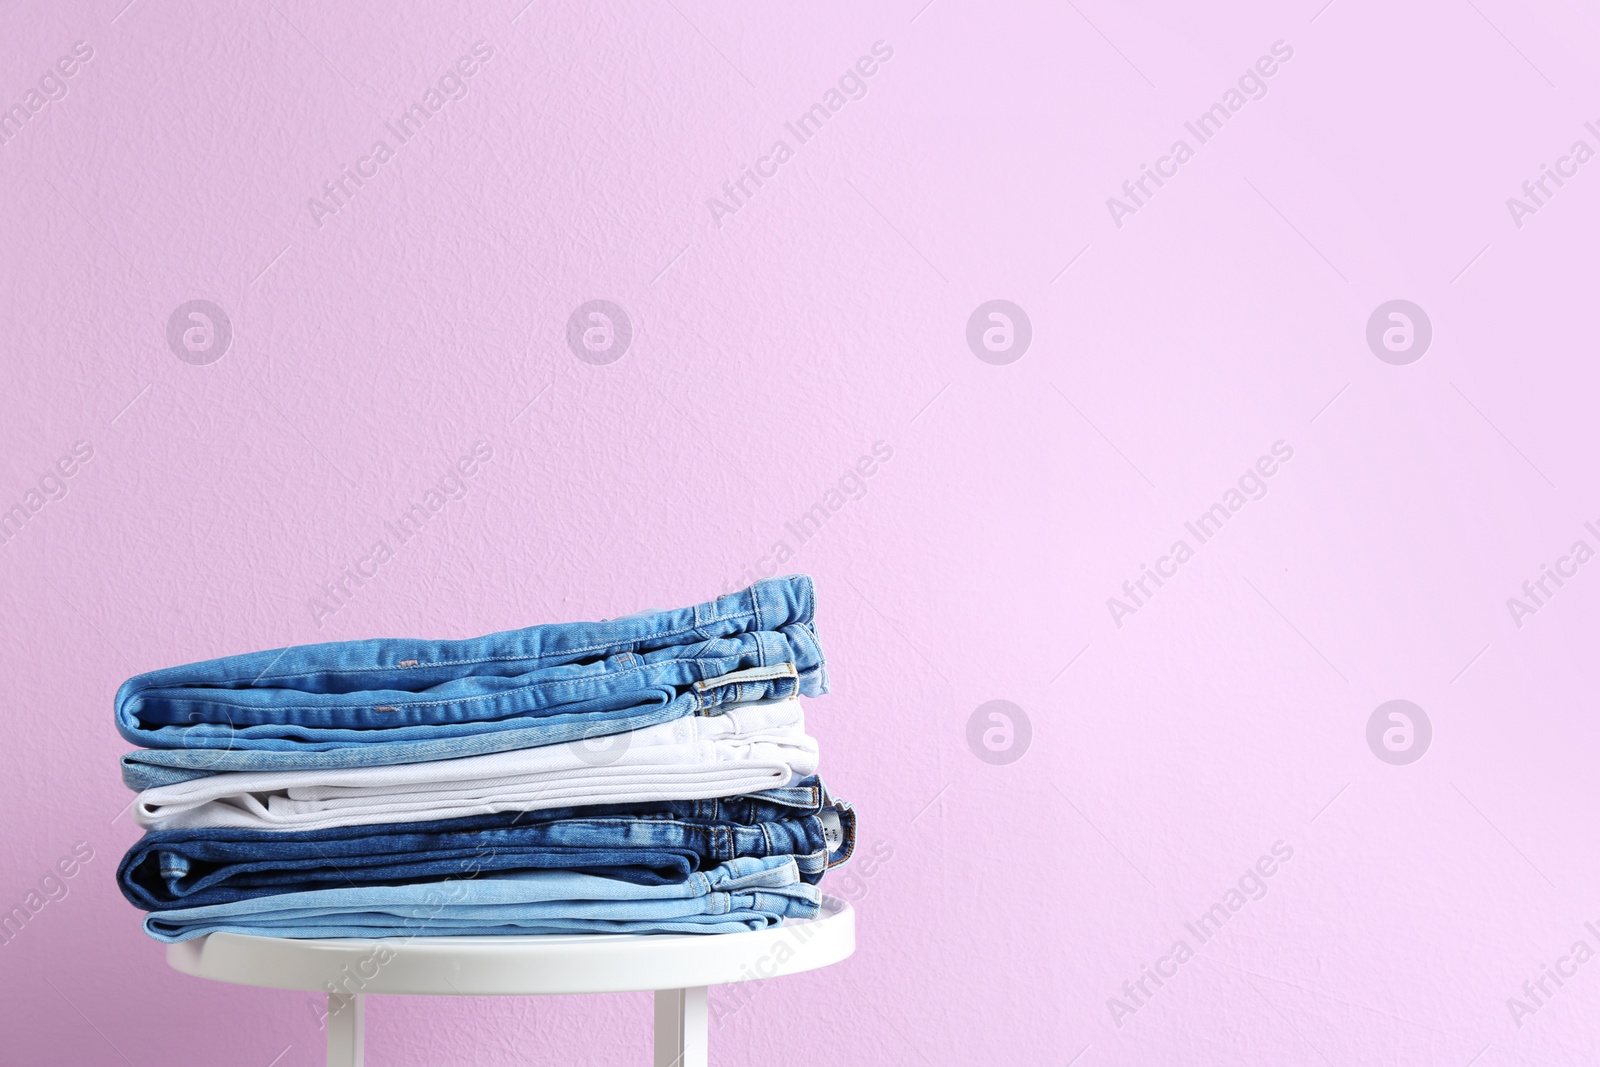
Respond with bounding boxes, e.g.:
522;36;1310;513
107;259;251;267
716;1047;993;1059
166;897;854;1066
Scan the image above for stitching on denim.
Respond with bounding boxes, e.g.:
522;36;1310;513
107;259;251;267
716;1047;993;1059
129;628;722;697
824;803;857;868
194;580;814;683
690;661;798;694
126;704;676;760
243;641;682;680
137;650;810;716
343;815;792;837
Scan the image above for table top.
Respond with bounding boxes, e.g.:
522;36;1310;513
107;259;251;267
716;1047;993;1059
165;896;854;995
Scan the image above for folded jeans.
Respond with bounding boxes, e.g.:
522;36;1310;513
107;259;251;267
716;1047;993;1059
117;582;825;753
117;782;856;909
140;855;819;942
119;660;805;790
118;576;817;734
134;699;820;833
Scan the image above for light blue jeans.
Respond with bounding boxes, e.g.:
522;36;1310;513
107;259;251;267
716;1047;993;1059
141;855;819;942
117;576;827;788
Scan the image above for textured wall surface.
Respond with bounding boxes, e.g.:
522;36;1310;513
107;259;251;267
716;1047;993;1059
3;0;1599;1064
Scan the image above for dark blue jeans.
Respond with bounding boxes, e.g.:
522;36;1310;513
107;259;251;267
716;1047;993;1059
118;778;855;910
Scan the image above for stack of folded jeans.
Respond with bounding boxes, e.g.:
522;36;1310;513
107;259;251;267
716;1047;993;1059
114;576;856;943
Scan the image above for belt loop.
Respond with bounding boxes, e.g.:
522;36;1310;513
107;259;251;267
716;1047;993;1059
690;661;798;694
823;800;857;869
748;578;766;630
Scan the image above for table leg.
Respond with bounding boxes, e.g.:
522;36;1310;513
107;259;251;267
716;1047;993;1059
653;987;708;1067
327;993;365;1067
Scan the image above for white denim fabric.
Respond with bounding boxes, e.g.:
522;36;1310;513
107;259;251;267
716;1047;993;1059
135;699;818;832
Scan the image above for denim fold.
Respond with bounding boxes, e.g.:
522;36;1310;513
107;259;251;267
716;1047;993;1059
117;778;855;909
112;576;851;945
141;855;819;942
134;699;818;832
114;577;827;779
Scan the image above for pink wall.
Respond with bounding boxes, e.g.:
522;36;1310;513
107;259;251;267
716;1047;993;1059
3;0;1599;1062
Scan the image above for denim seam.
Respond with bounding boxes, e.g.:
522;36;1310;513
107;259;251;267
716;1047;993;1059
173;591;809;684
256;620;758;678
293;815;805;835
136;651;808;717
751;580;766;634
824;804;857;869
